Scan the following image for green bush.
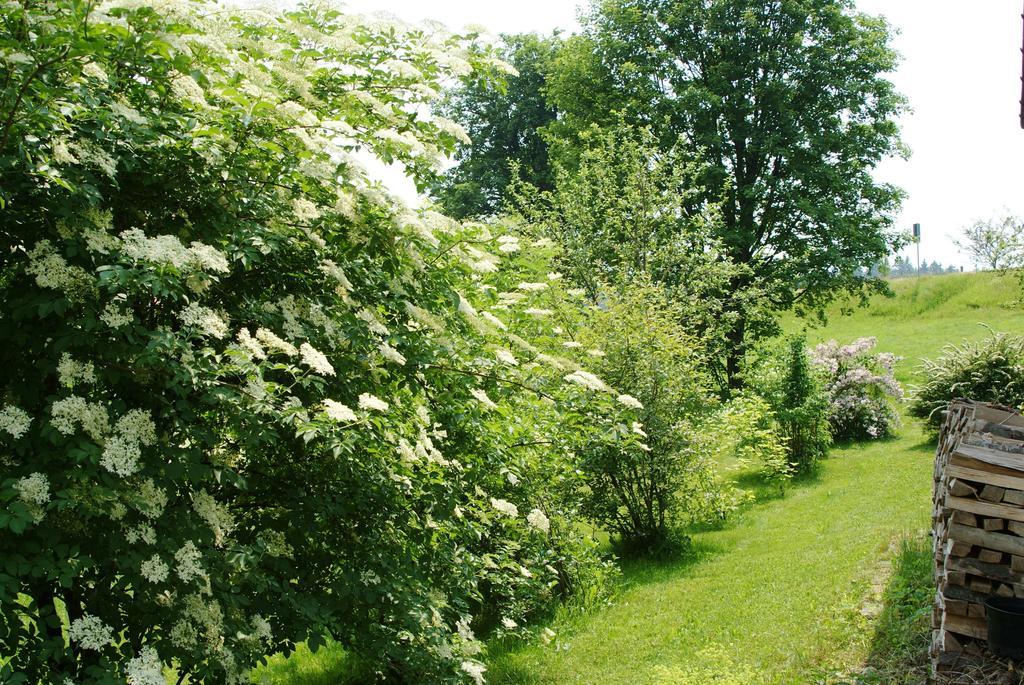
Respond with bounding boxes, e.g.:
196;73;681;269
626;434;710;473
910;331;1024;430
0;3;630;682
564;285;723;552
748;337;831;474
704;394;793;492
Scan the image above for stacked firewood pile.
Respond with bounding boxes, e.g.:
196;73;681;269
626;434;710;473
932;400;1024;679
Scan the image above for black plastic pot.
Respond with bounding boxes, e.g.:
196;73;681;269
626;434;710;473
985;596;1024;660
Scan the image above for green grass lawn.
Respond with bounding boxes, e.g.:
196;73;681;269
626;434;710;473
259;270;1024;684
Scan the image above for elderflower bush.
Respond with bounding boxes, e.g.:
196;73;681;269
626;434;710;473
454;229;731;554
0;2;614;683
810;337;903;441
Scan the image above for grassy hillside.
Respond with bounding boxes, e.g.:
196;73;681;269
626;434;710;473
258;270;1024;685
786;271;1024;385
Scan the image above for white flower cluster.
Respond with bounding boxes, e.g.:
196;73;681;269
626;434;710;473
140;554;169;584
495;349;518;366
25;240;92;299
255;328;297;357
356;308;389;336
126;646;164;685
15;472;50;506
616;394;643;409
101;409;157;477
57;353;96;388
490;498;518;517
517;282;547;292
299;342;335;376
564;370;611;393
322;399;358;423
461;661;487;685
470;388;497;410
527;508;550;533
179;302;229;339
236;328;267;360
378;342;406;366
100;302;133;328
120;229;229;274
480;311;507;331
135;479;168;519
51;395;109;442
175;541;206;583
358;393;389;412
69;614;114;650
193;489;235;546
0;404;31;439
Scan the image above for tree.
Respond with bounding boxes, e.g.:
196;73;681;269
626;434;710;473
510;123;772;391
430;33;561;219
543;0;908;386
955;214;1024;270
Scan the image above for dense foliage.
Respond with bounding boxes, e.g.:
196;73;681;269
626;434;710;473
566;285;727;552
438;0;908;386
749;337;831;474
703;395;792;492
0;3;649;683
811;337;902;441
510;124;769;392
431;34;560;219
910;332;1024;430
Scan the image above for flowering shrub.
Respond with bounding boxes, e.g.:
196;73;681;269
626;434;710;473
910;331;1024;430
810;337;903;440
0;2;636;683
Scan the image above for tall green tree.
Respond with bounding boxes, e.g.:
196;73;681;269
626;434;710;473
545;0;908;385
431;33;561;219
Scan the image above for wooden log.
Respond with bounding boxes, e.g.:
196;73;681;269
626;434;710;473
944;612;989;640
1005;489;1024;506
951;452;1024;480
946;539;972;557
942;582;989;605
981;484;1007;502
1009;520;1024;536
940;627;963;652
968;602;987;618
969;576;992;594
945;597;969;616
952;510;978;527
946;570;966;587
947;463;1024;492
983;517;1006;531
997;582;1015;597
948;499;1024;526
953;444;1024;475
947;555;1020;583
1013;555;1024;573
978;548;1004;563
950;479;978;498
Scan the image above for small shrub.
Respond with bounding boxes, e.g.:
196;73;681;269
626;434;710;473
748;336;831;474
570;284;722;553
702;394;792;492
810;337;903;440
910;331;1024;430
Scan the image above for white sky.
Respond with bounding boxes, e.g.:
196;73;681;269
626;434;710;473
342;0;1024;271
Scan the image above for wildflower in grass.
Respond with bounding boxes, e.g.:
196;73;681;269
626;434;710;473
0;405;31;439
358;393;389;412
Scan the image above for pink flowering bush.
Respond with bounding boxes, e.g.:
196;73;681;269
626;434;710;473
810;337;903;440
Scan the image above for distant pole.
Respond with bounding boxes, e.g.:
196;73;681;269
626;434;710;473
1020;2;1024;128
913;223;921;276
